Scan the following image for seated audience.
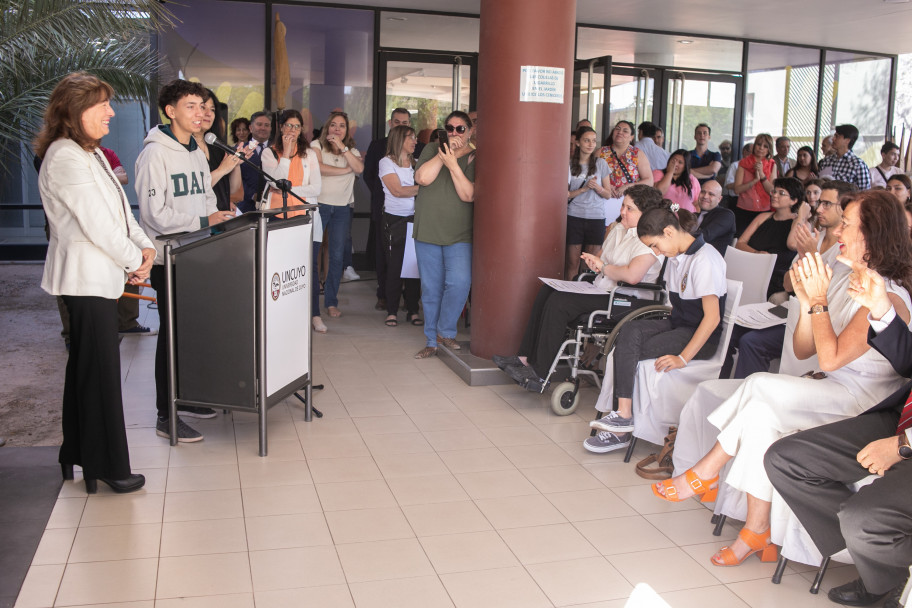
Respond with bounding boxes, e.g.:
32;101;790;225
736;177;801;298
887;174;911;205
494;185;665;391
653;149;701;212
653;190;912;569
566;126;612;279
785;145;819;184
870;142;901;188
585;203;727;453
733;133;777;236
818;124;871;190
765;260;912;608
694;180;735;255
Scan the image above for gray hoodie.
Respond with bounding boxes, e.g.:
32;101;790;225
135;125;217;264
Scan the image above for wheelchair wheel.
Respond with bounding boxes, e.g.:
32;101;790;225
550;381;580;416
601;305;673;356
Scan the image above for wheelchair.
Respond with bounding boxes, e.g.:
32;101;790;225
538;263;671;417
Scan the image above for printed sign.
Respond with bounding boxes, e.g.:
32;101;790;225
519;66;565;103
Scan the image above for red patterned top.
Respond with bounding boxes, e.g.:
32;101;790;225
598;145;640;189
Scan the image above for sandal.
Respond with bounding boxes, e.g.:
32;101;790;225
327;306;342;318
636;426;676;480
652;469;718;503
407;313;424;326
711;528;777;567
385;316;398;327
414;346;437;359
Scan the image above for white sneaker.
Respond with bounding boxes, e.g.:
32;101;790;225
341;266;360;282
312;316;328;333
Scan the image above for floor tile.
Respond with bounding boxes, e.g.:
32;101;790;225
657;584;751;608
300;433;370;459
500;443;577;468
352;415;419;435
481;425;552;447
128;445;171;469
235;439;306;462
245;513;333;550
315;480;397;511
45;498;86;529
645;508;737;546
574;515;675;555
422;428;494;451
401;501;493;537
464;409;531;428
156;552;252;598
155;593;254;608
55;558;158;606
726;572;844;607
79;493;165;527
165;463;240;493
325;507;414;544
13;564;65;608
680;541;782;584
249;546;345;591
362;431;433;456
520;464;605;493
419;529;520;576
241;483;322;517
611;483;705;516
238;460;312;487
336;538;435;583
437;448;515;474
387;474;469;506
30;527;77;566
349;575;454;608
408;411;475;432
606;547;719;593
499;523;600;564
454;470;539;499
308;457;383;483
160;518;248;557
373;452;450;479
254;585;355;608
163;488;244;522
544;488;638;522
475;494;568;529
440;566;552;608
526;556;633;606
168;441;239;467
69;523;161;562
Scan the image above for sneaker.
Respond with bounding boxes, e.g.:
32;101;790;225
492;354;522;370
156;417;204;443
312;316;328;334
341;266;360;282
437;335;461;350
583;430;631;453
119;325;158;336
589;410;635;433
177;405;217;419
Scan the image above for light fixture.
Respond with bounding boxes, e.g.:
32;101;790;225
386;16;408;21
883;0;910;4
677;39;694;45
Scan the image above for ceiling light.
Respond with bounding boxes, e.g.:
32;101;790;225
386;16;407;21
677;40;694;45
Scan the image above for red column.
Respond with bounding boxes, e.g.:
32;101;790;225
470;0;576;358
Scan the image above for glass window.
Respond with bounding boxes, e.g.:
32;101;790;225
823;51;892;165
746;43;820;159
380;12;479;53
577;27;743;73
385;61;471;135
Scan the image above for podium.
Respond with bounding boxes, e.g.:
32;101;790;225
157;209;316;456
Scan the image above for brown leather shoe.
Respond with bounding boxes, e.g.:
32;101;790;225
414;347;437;359
437;335;461;350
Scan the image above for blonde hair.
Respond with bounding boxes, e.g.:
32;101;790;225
385;125;416;167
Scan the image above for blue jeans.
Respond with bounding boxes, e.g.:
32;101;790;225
319;204;351;308
312;241;322;317
415;240;472;347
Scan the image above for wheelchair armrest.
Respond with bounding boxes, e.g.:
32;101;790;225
616;281;664;292
576;272;597;283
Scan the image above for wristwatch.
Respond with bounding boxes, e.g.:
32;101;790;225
899;434;912;460
808;304;829;315
341;146;350;154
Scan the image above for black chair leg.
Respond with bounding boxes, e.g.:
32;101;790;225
712;514;727;536
810;557;830;594
623;436;637;463
590;410;603;437
771;555;788;584
710;514;719;524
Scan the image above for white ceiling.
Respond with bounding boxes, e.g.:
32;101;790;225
307;0;912;56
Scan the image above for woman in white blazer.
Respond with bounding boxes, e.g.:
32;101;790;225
36;73;156;494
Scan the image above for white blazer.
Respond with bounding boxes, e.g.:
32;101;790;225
40;138;154;299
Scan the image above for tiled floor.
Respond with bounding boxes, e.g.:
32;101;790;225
15;279;868;607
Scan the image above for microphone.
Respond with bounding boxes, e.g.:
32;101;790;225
204;132;245;158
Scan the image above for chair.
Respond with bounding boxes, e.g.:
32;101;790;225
622;278;743;463
724;247;777;306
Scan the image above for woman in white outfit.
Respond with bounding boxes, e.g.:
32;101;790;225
653;190;912;567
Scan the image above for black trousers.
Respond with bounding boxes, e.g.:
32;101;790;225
149;265;172;420
765;410;912;594
60;295;131;480
383;212;420;317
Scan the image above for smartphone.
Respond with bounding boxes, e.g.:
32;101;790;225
768;304;788;319
435;128;449;153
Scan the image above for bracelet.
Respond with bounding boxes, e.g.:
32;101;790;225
677;355;688;366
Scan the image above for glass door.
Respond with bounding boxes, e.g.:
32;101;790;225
377;52;477;140
572;57;610;142
661;71;741;154
608;67;655;133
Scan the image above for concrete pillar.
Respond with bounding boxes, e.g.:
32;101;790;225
470;0;576;358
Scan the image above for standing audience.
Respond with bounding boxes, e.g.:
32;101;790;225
818;124;872;190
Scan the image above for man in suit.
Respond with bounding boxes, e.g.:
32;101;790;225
237;111;272;213
695;180;735;255
765;262;912;608
773;136;793;179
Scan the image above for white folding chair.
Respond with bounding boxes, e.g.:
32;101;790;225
623;279;743;462
724;247;777;306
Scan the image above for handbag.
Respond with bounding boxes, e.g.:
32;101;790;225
635;426;676;480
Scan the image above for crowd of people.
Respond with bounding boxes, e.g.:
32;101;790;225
497;117;912;608
35;69;911;607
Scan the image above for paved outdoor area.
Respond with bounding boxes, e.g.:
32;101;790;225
8;277;873;607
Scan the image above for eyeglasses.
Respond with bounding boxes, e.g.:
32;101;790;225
445;124;468;134
282;124;302;131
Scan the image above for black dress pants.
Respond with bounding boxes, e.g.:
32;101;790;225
149;265;172;420
765;410;912;594
59;295;131;480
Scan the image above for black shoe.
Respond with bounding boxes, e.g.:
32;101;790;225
85;474;145;494
61;463;74;480
156;417;204;443
177;405;217;419
828;578;888;606
492;355;522;370
521;376;547;393
883;576;908;608
506;363;539;384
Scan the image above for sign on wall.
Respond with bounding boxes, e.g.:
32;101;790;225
519;66;565;103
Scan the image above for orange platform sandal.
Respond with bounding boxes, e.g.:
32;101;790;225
711;527;778;567
652;469;719;503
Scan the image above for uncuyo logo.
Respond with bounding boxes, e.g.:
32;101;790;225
271;273;281;301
